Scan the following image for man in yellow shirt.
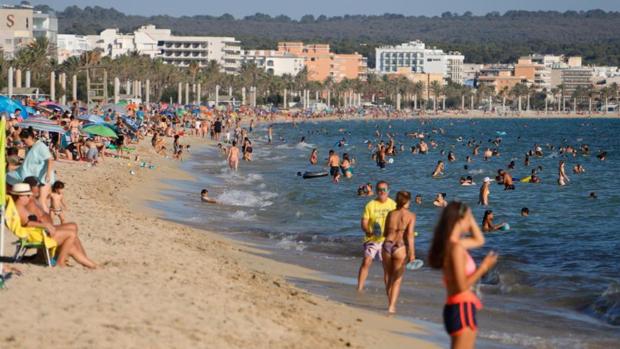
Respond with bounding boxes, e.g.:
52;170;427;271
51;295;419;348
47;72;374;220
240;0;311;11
357;180;396;291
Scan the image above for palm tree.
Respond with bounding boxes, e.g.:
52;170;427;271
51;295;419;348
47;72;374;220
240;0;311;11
429;80;442;112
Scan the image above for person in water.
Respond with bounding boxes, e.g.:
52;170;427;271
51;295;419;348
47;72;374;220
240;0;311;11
309;148;318;165
573;163;585;174
327;150;341;183
341;153;353;179
433;193;448;208
481;210;506;232
415;194;422;205
428;202;498;349
200;189;217;204
381;191;416;314
357;181;396;292
227;140;240;171
521;207;529;217
432;160;445;177
558;160;569;186
479;177;491;206
357;183;373;197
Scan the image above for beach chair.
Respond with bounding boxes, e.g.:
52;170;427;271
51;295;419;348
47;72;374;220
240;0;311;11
4;197;57;267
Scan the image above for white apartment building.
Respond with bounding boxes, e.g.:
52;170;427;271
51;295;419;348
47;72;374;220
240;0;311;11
375;40;465;83
33;11;57;46
241;50;305;76
74;25;242;73
56;34;91;63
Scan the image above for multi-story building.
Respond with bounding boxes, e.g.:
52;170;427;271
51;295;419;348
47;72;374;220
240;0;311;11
561;68;593;95
33;11;56;47
81;25;242;73
0;3;33;59
476;65;528;94
56;34;91;63
375;41;464;83
514;57;549;90
462;64;484;86
277;42;366;82
241;50;305;76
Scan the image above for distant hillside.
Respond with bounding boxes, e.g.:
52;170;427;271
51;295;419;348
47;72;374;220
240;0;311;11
38;5;620;67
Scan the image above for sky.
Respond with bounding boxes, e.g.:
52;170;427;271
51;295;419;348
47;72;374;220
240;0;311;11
23;0;620;18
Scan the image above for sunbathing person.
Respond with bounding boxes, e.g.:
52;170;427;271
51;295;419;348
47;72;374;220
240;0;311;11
11;183;96;268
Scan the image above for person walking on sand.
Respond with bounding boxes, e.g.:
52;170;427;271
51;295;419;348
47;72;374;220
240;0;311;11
479;177;491;206
382;191;416;314
228;140;240;171
357;181;396;292
428;202;498;349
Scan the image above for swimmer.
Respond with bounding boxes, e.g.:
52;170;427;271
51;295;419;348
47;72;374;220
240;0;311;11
432;160;445;178
483;148;493;160
341;153;353;179
558;160;569;186
521;207;529;217
327;150;341;183
460;176;475;186
501;170;515;190
309;148;318;165
596;151;607;161
415;194;422;205
448;151;456;162
479;177;491;206
573;163;585;174
482;210;506;232
433;193;448;208
381;191;416;314
200;189;217;204
589;192;597;199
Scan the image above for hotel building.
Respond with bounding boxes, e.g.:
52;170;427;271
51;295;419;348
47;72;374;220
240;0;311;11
375;41;464;83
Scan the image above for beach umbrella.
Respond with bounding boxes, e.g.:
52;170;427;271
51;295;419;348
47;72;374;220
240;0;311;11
0;96;28;117
37;101;69;113
19;116;64;133
82;124;118;138
77;114;105;124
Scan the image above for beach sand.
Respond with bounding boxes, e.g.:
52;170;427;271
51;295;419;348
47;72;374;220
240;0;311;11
0;136;440;349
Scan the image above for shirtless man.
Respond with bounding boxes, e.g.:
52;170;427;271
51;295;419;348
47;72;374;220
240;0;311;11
200;189;217;204
501;170;515;190
381;191;416;314
432;160;445;177
227;140;240;171
327;150;340;182
419;140;428;154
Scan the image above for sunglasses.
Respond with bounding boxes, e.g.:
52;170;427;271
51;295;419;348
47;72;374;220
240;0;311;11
377;188;389;193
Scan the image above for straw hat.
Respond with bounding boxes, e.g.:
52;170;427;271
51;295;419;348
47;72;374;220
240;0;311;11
483;177;491;183
9;183;32;196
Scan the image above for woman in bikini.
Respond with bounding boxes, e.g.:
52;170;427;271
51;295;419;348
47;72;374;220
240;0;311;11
428;202;498;349
381;191;416;314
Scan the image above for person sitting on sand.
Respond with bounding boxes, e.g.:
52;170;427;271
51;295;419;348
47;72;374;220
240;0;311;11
11;183;96;268
200;189;217;204
433;193;448;208
381;191;416;314
432;160;445;178
482;210;506;232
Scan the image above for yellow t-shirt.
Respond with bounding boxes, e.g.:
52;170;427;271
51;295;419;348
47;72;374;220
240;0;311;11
362;198;396;243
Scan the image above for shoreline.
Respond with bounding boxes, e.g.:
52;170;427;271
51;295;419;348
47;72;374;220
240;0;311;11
0;135;440;348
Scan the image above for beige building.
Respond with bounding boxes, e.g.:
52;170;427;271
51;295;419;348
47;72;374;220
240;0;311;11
0;4;34;59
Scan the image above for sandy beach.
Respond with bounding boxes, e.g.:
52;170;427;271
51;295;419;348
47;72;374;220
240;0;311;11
0;135;440;349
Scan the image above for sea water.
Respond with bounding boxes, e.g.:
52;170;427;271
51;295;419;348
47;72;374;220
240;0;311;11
154;118;620;348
